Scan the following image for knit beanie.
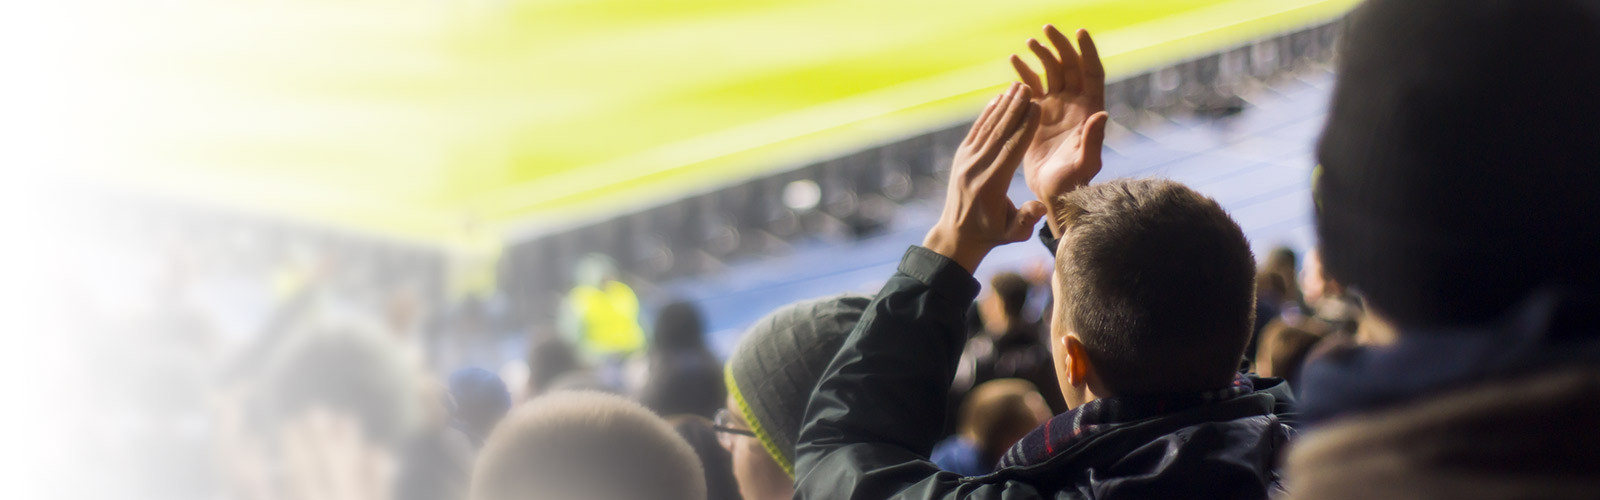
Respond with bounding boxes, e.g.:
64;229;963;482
1315;0;1600;328
725;294;871;477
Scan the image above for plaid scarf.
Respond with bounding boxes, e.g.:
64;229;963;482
997;375;1254;469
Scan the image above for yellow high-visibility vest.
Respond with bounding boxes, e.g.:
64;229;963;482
569;280;644;356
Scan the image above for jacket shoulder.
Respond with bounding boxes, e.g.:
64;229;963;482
984;395;1285;500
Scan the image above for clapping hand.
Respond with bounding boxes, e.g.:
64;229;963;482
923;82;1047;273
1010;25;1111;235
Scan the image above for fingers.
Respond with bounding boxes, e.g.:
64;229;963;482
1078;29;1106;102
1010;54;1044;96
1078;111;1110;175
1045;25;1081;93
966;84;1017;144
984;84;1030;152
1027;39;1063;94
963;94;1004;145
996;103;1041;179
966;86;1033;189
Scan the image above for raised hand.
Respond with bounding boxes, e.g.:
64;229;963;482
1010;25;1111;225
923;82;1047;273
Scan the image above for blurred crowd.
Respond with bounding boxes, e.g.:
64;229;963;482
68;1;1600;500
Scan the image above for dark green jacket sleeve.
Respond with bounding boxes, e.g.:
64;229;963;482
793;246;1046;500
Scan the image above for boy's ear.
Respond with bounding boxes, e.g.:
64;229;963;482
1061;333;1092;388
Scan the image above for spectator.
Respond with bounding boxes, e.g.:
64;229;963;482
251;317;420;451
638;300;726;419
221;317;426;500
1299;250;1362;335
1253;321;1320;388
523;335;582;399
1248;270;1292;367
1263;246;1303;308
794;26;1291;499
562;254;646;361
396;377;474;500
445;367;512;448
954;273;1066;413
1284;0;1600;498
720;294;870;500
669;415;745;500
930;379;1052;476
471;391;705;500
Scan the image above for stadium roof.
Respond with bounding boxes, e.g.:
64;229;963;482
70;0;1357;244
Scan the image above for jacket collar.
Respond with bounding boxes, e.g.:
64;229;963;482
1299;289;1600;427
997;375;1254;468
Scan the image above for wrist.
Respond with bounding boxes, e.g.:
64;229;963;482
1035;179;1089;239
922;224;989;273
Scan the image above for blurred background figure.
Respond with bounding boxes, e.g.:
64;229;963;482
721;294;870;500
954;273;1066;415
1249;269;1292;368
217;316;433;500
1263;247;1304;311
446;367;512;448
1252;322;1321;389
562;254;646;366
522;335;587;400
638;300;726;419
1299;249;1363;336
931;379;1052;476
669;415;745;500
472;391;706;500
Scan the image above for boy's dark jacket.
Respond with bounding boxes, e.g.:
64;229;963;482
794;247;1292;500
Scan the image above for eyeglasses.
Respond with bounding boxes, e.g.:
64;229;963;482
712;408;756;441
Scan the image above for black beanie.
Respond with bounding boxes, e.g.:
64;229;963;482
1316;0;1600;328
725;293;870;477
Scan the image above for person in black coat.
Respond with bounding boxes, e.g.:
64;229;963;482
638;301;726;419
793;27;1291;499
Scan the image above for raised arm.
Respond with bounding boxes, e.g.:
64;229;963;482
1011;25;1111;238
792;83;1047;500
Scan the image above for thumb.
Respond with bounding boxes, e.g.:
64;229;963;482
1008;200;1048;242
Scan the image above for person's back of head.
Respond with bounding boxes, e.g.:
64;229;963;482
1256;271;1290;306
640;302;725;417
1317;0;1600;329
447;367;512;446
988;272;1031;324
1053;178;1256;396
1266;247;1297;277
525;335;582;399
652;300;707;353
471;391;706;500
958;379;1052;465
254;317;420;449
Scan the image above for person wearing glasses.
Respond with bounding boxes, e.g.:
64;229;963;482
716;294;871;500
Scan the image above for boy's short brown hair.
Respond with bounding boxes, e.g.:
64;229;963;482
1053;178;1256;395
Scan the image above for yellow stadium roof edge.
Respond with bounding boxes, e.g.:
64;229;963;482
94;0;1359;247
490;0;1359;241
